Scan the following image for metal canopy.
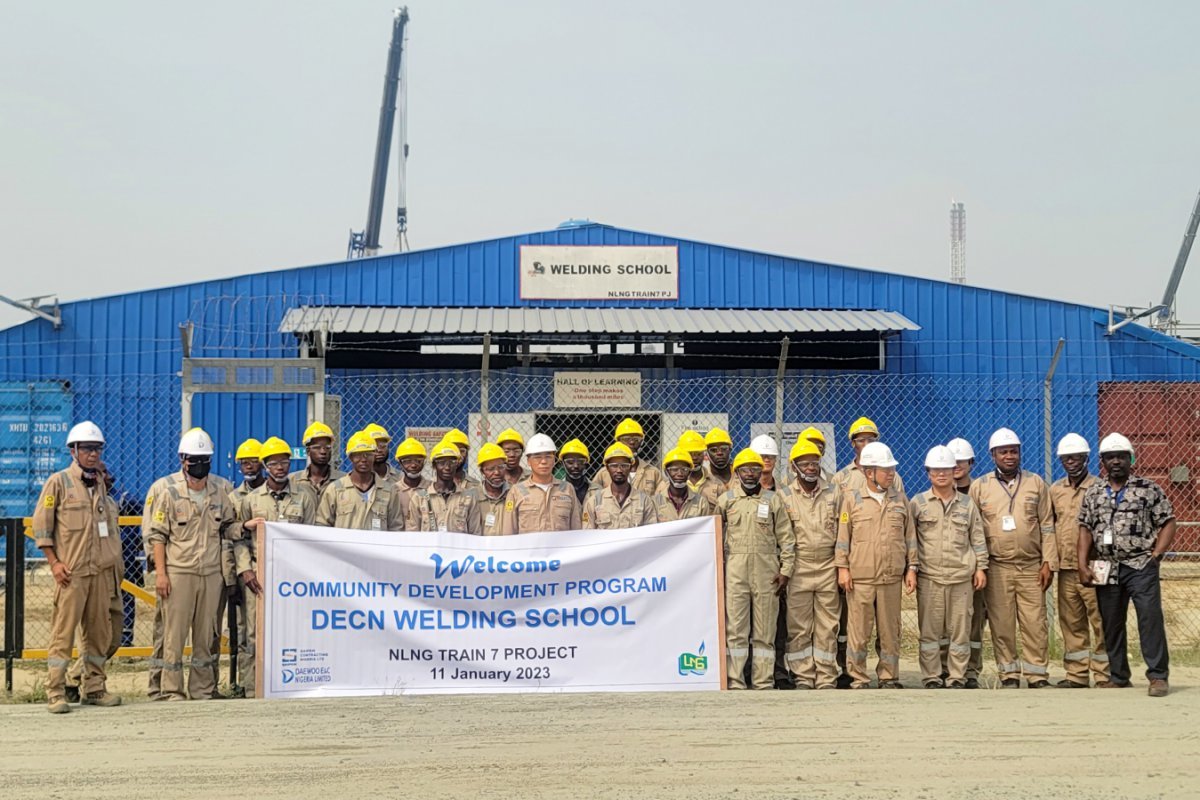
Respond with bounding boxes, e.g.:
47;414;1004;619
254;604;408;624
279;306;920;338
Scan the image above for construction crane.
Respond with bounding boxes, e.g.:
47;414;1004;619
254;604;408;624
1108;187;1200;335
348;8;410;259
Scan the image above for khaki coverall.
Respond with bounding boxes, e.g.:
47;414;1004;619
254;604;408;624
234;482;316;695
835;486;916;688
497;479;583;534
201;478;255;696
970;471;1058;684
314;475;407;531
582;486;659;529
912;491;988;684
1050;474;1109;685
593;459;666;498
652;488;713;522
289;466;346;501
716;486;794;689
395;475;432;519
33;464;122;702
144;472;237;700
697;465;733;506
779;478;841;689
407;484;483;534
470;485;513;536
956;479;987;681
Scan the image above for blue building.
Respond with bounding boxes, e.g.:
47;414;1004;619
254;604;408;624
2;220;1197;544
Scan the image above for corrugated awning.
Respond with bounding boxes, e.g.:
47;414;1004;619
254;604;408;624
279;306;919;337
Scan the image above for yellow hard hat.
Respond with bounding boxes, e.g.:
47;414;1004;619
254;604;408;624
302;421;335;445
496;428;525;447
704;427;733;447
663;447;693;468
444;428;470;447
430;440;462;462
362;422;391;442
677;430;706;452
848;417;879;440
345;431;377;455
604;442;635;463
799;426;826;445
790;439;822;462
393;437;427;461
615;418;644;438
559;438;590;460
476;442;506;466
235;438;262;461
259;436;292;462
732;448;764;470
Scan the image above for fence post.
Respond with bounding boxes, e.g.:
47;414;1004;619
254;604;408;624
1042;338;1065;654
4;518;26;693
774;337;790;457
480;333;491;439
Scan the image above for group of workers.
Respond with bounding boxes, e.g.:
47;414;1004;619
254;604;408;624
32;413;1177;712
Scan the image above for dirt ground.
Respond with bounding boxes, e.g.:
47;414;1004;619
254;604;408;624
2;663;1198;799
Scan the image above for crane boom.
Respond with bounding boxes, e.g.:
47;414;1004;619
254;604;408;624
351;8;409;258
1156;188;1200;328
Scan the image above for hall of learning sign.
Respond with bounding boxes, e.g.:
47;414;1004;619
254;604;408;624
257;518;725;697
519;245;679;300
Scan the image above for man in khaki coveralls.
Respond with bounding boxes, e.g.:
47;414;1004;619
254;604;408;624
836;442;916;689
583;443;659;529
315;431;407;531
1050;433;1110;688
947;436;986;687
235;436;312;695
703;428;735;500
289;422;345;501
496;428;531;486
654;448;714;521
912;445;988;689
592;418;665;497
408;440;483;534
498;434;582;534
34;421;123;713
970;427;1058;688
145;428;240;700
393;437;432;512
779;440;841;690
363;422;402;485
471;443;513;536
716;448;794;689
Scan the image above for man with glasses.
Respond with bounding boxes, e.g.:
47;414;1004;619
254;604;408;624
393;437;431;512
592;419;665;497
471;443;512;536
144;428;242;700
363;423;402;484
315;431;407;531
559;439;592;505
653;448;713;521
290;422;345;500
236;436;313;695
499;434;582;534
703;428;735;502
33;421;123;713
497;429;531;486
582;443;659;529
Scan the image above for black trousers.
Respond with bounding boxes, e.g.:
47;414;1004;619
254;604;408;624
1095;561;1169;684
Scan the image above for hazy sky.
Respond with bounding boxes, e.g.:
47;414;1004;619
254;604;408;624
3;1;1199;331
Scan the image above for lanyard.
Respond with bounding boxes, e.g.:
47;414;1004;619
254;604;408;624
1105;484;1128;526
996;471;1022;515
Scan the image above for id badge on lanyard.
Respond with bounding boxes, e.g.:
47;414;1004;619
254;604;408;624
98;520;110;538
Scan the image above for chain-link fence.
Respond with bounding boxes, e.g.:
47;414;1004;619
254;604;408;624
4;369;1199;674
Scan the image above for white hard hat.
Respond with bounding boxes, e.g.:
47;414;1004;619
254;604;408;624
924;445;957;469
178;427;215;456
1056;433;1091;457
66;421;105;445
860;441;898;469
946;437;975;461
988;428;1021;450
749;434;780;458
524;433;557;456
1098;432;1134;456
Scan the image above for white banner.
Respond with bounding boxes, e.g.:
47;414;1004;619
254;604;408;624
519;245;679;300
259;518;724;698
553;372;642;408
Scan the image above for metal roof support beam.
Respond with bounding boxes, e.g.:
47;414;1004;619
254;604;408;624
1043;338;1065;482
480;332;492;439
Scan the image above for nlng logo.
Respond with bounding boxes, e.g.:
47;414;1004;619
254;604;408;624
678;642;708;676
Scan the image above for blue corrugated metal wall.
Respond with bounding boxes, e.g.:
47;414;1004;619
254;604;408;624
0;222;1196;501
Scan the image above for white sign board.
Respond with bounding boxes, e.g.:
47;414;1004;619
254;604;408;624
554;372;642;409
750;422;837;479
259;518;724;697
520;245;679;300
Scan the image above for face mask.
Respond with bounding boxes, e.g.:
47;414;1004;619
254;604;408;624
79;466;99;486
186;461;212;480
799;470;818;484
669;478;688;490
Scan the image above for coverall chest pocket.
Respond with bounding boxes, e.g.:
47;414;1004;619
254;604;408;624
282;501;305;523
449;504;468;532
550;497;572;528
172;500;195;540
950;512;972;556
1022;496;1039;524
59;497;87;530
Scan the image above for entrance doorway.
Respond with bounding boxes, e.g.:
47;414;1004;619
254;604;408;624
534;411;662;482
